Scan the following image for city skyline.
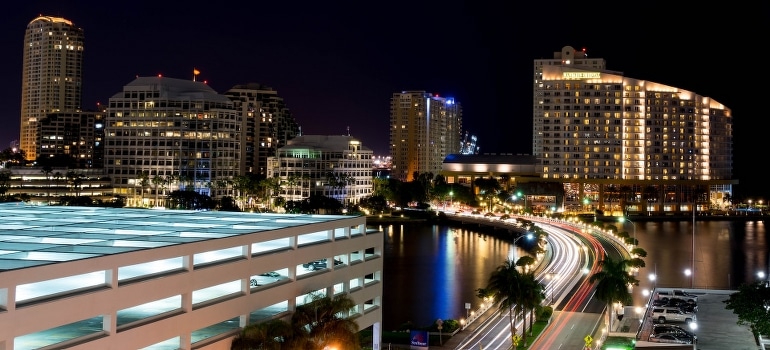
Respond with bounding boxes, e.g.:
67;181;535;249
1;2;766;199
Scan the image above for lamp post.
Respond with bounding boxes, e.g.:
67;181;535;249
618;216;637;246
436;319;443;345
449;190;453;209
512;233;534;263
517;191;527;213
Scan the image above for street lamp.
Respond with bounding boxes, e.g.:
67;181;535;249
618;216;636;246
516;191;527;213
512;233;534;263
684;268;692;288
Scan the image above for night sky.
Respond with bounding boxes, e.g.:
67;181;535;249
2;1;767;199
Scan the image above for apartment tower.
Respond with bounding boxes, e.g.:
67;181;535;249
20;16;85;161
389;91;462;181
224;83;299;176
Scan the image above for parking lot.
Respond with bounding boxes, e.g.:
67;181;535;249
635;289;759;350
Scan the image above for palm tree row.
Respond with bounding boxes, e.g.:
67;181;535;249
482;256;546;349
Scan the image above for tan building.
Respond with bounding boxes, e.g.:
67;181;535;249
389;91;462;181
20;16;85;161
224;83;300;177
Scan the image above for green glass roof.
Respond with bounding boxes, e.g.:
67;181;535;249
0;203;349;271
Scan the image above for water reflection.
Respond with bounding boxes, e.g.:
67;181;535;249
378;219;769;331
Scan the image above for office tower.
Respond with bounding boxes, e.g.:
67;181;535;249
20;15;85;161
224;83;299;176
267;135;373;206
533;46;605;159
37;110;105;168
104;76;240;207
389;91;462;181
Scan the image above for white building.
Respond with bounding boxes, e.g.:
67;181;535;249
104;77;242;207
268;135;374;206
0;204;383;349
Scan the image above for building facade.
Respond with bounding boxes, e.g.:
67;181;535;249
37;110;105;168
224;83;300;177
267;135;373;206
20;16;85;161
104;77;241;207
389;91;462;181
0;166;113;204
533;46;606;159
0;204;383;350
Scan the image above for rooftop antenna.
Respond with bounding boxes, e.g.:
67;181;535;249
346;126;350;136
298;125;302;136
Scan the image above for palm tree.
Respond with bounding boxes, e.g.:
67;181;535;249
230;318;292;350
486;258;523;349
519;271;545;345
588;257;640;331
291;292;361;350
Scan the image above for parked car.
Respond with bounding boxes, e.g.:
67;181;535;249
657;289;698;303
651;324;697;343
651;306;697;324
250;271;282;286
648;332;694;344
302;259;343;270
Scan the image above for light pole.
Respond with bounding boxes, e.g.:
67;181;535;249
618;216;637;246
449;190;453;209
512;233;534;263
517;191;527;213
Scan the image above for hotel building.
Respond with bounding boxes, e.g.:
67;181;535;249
443;46;735;215
104;77;241;207
267;135;373;206
389;91;462;182
20;16;84;161
0;204;383;350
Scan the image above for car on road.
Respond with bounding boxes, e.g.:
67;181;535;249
651;307;697;324
648;332;695;344
302;259;343;270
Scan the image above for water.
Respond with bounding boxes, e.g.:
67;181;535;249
375;219;770;331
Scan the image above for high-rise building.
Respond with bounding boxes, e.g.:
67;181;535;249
37;110;105;168
533;46;606;160
531;45;734;213
104;77;240;207
224;83;299;176
389;91;462;182
20;16;85;161
267;135;373;206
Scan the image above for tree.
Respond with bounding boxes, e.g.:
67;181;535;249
0;169;11;197
231;318;292;350
291;293;361;350
474;177;501;212
588;257;639;332
519;271;545;345
486;258;523;349
724;281;770;343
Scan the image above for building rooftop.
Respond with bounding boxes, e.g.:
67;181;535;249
0;203;349;272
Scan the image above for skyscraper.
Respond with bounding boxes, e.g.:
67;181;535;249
224;83;299;176
20;16;85;161
389;91;462;182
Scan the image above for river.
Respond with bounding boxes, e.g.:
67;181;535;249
373;219;770;331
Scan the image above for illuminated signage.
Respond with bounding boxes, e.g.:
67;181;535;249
562;72;601;79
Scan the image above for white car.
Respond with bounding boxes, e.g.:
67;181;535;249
651;306;697;324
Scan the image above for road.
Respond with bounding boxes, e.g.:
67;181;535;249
447;214;631;350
